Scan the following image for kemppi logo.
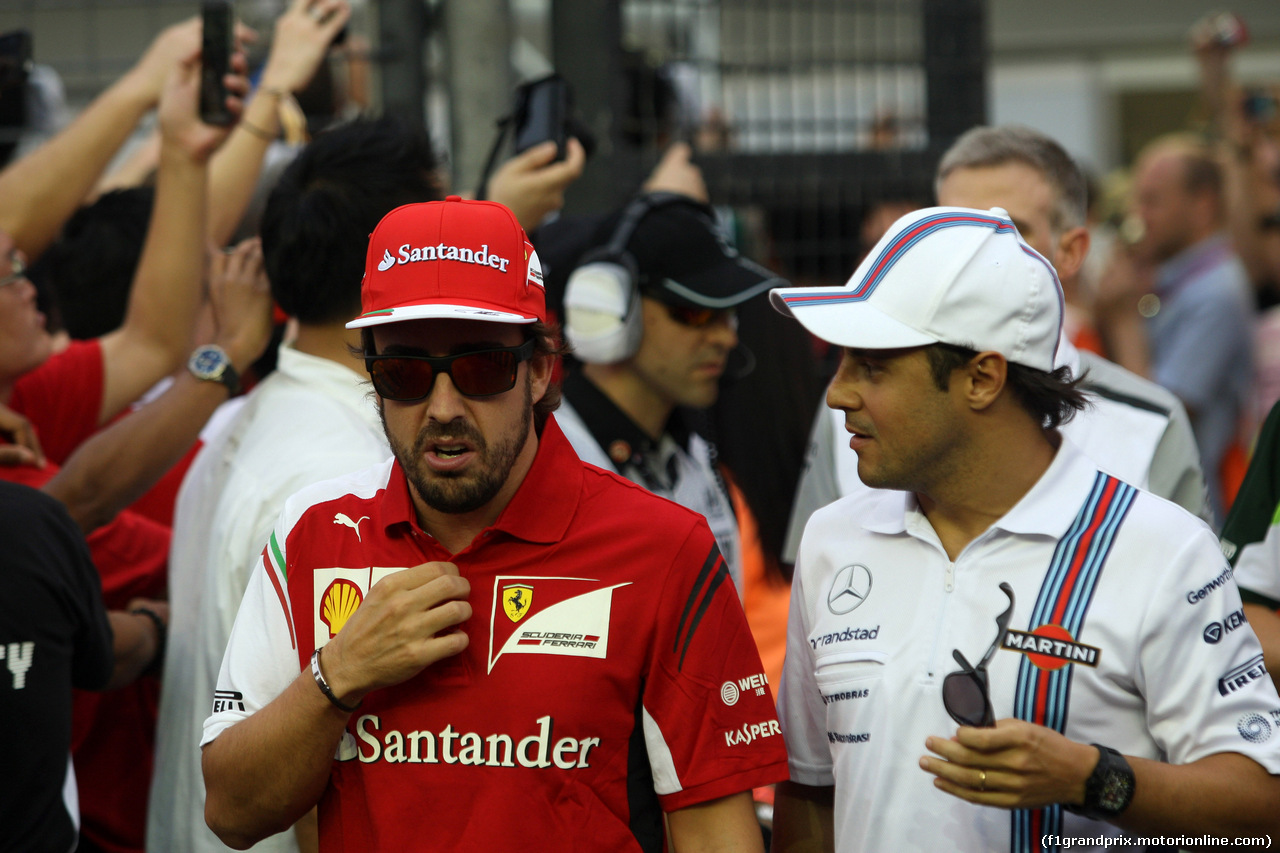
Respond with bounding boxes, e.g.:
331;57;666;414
1203;608;1247;644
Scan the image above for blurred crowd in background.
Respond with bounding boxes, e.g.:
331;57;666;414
0;2;1278;851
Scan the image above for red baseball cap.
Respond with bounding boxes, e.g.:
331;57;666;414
346;196;546;329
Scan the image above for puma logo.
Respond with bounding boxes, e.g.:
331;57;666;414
334;513;370;542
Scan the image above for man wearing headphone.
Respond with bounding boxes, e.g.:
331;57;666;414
557;192;785;591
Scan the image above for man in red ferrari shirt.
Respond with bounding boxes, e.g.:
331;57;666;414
202;197;788;851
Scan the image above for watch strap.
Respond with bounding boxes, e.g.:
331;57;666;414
1064;743;1135;820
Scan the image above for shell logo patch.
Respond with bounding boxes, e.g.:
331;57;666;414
321;579;363;638
503;584;533;623
1002;624;1101;671
312;566;408;649
487;576;631;673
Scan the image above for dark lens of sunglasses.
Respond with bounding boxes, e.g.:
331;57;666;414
370;358;434;401
667;305;718;328
449;350;519;396
370;351;520;401
942;671;991;727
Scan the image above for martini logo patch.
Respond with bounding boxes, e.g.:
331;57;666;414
487;576;630;673
1002;625;1101;670
312;566;409;649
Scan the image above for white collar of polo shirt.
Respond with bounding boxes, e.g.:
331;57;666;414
879;437;1099;548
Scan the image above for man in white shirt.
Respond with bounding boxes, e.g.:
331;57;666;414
783;126;1209;567
770;205;1280;852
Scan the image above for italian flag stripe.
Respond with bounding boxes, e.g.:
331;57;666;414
265;532;297;650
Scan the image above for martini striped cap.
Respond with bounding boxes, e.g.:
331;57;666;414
770;206;1064;372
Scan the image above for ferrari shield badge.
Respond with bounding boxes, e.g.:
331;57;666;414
503;583;534;623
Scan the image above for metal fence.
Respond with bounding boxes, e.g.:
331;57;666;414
0;0;986;285
556;0;987;286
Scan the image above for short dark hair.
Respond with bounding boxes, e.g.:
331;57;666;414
359;319;568;433
923;342;1087;430
32;187;155;339
526;320;569;433
261;117;442;325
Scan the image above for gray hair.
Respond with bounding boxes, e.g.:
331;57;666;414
936;125;1088;235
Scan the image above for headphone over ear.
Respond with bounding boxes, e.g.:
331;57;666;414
563;192;690;364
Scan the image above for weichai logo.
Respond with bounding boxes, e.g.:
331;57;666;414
1001;625;1101;670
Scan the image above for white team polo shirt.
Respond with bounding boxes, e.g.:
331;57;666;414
778;438;1280;853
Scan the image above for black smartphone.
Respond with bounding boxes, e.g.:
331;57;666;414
0;30;31;166
512;75;568;161
199;1;234;126
0;30;32;91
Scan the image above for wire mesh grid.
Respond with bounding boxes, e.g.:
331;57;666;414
611;0;981;286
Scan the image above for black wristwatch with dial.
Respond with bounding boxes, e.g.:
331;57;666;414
187;344;241;396
1064;743;1135;820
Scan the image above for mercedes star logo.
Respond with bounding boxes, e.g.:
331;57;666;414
828;564;873;614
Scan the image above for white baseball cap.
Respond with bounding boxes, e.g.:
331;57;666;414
769;206;1064;372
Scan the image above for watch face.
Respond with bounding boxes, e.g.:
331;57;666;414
1099;769;1134;811
193;349;223;374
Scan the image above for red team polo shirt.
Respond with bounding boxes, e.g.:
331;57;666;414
205;417;788;851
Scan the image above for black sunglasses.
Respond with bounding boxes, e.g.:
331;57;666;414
365;339;536;402
663;302;737;329
942;582;1015;728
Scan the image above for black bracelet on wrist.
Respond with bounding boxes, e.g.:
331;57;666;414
311;646;361;713
129;606;166;678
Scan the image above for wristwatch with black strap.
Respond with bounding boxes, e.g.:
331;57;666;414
1064;743;1136;820
187;344;241;396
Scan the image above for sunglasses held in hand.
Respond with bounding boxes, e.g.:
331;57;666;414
942;582;1015;728
366;339;536;402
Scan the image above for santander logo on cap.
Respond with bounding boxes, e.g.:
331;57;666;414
376;242;514;274
347;197;547;329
